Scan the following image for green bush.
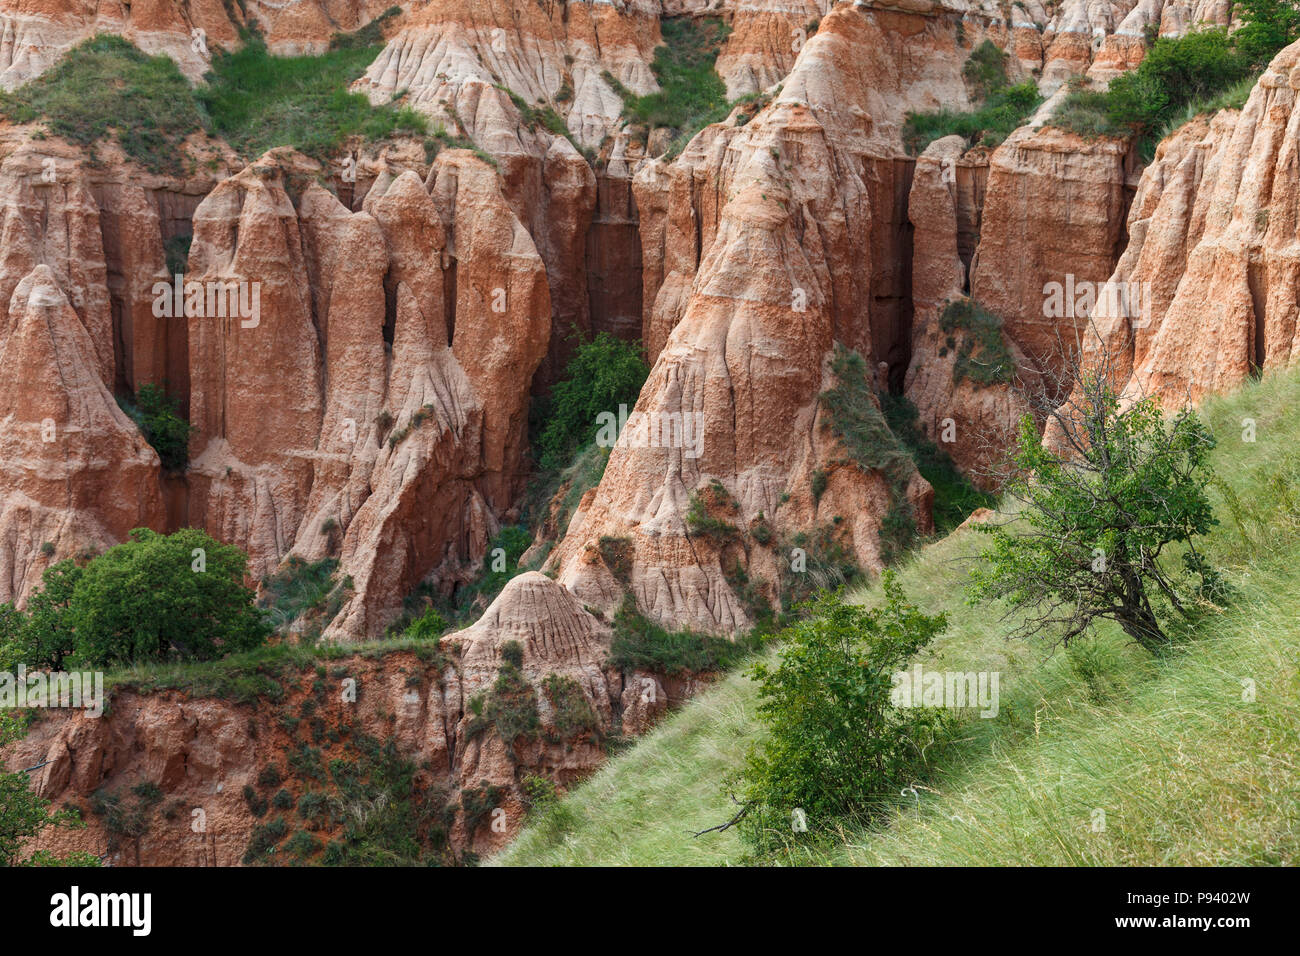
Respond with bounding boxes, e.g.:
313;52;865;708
0;34;205;174
1051;27;1257;157
6;529;270;669
608;597;763;675
404;606;447;639
542;673;600;738
820;344;919;560
0;713;98;867
120;382;193;472
243;817;289;864
938;297;1015;387
1236;0;1300;64
536;333;649;471
904;81;1041;154
734;580;949;855
483;647;540;754
962;39;1009;101
970;377;1221;654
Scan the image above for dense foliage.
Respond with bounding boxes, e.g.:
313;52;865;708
2;529;270;669
535;333;649;471
199;26;425;161
120;382;193;472
734;582;949;853
1054;6;1300;156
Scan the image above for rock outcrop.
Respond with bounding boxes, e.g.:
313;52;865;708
969;123;1137;384
174;149;549;639
1068;39;1300;410
0;266;164;604
546;5;979;634
904;136;1031;486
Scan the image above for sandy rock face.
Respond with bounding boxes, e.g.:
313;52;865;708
0;131;227;602
185;154;325;582
0;146;113;388
970;123;1136;383
904;136;1031;487
1066;40;1300;411
175;149;549;640
0;266;164;604
547;5;973;634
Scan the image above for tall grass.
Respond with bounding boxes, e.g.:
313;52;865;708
199;29;425;162
496;367;1300;866
0;35;205;174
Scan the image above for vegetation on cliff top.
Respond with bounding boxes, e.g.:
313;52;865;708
1;529;270;671
0;34;205;174
199;23;425;162
0;14;424;172
607;15;740;158
904;39;1041;154
1053;5;1300;159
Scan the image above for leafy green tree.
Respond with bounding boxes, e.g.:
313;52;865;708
731;580;949;850
10;561;83;670
969;375;1219;654
16;529;270;669
68;528;270;667
0;713;99;867
536;333;649;471
1235;0;1300;65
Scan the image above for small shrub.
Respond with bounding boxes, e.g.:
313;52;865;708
608;597;763;675
404;606;447;640
536;333;649;471
733;580;950;856
598;536;634;586
542;673;600;738
962;39;1009;101
483;650;540;754
257;765;283;789
243;817;289;864
938;298;1015;387
904;81;1041;154
284;830;322;860
243;785;268;818
120;383;193;472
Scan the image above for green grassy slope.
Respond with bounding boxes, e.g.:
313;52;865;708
496;369;1300;866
